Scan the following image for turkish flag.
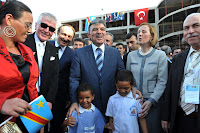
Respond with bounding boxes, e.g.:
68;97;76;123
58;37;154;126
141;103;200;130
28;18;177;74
0;0;6;6
134;8;149;26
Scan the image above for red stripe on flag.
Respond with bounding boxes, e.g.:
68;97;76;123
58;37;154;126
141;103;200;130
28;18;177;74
87;17;91;24
24;111;49;125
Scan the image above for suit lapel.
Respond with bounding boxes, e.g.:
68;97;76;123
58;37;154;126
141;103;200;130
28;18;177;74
42;42;52;70
174;49;189;96
85;45;100;77
177;49;189;81
101;45;111;76
27;33;38;63
59;47;70;71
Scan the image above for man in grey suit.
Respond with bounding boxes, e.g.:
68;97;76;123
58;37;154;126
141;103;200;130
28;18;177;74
68;18;125;115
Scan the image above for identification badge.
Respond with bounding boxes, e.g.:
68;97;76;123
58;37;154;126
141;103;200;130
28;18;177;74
185;85;199;104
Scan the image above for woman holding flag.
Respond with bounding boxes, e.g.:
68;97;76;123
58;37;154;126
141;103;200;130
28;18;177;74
0;1;39;132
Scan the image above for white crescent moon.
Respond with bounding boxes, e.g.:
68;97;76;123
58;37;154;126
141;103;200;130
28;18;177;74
137;11;145;18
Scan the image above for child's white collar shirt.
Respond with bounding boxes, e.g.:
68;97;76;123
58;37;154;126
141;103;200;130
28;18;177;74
115;91;134;99
106;91;141;133
79;103;95;113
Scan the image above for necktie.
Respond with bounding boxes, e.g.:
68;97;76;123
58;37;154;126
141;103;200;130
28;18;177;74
57;46;62;59
180;51;200;115
57;46;61;49
96;48;103;76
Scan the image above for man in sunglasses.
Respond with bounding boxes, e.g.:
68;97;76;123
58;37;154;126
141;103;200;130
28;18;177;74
123;32;139;67
24;12;59;119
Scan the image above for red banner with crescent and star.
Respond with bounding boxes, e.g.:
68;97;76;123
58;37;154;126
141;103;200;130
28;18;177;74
134;8;149;26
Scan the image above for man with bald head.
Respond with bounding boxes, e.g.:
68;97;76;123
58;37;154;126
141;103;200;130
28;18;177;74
161;13;200;133
50;24;75;133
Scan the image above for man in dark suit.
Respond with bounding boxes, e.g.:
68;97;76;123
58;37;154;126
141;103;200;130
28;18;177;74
24;12;59;112
161;13;200;133
68;18;125;116
49;24;75;133
123;32;139;67
72;37;85;51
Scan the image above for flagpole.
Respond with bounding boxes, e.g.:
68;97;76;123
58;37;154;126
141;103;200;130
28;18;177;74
0;116;13;127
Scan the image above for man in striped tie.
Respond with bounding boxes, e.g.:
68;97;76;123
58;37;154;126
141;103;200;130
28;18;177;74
68;18;125;116
161;13;200;133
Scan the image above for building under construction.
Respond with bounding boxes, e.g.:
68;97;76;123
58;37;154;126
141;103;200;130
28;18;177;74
62;0;200;50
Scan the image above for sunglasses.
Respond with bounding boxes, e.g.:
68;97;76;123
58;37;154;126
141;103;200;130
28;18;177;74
40;23;55;32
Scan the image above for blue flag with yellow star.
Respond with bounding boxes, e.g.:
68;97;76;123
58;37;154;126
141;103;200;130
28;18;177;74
20;95;53;133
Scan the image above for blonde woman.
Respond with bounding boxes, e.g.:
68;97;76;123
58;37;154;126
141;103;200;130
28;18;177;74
126;23;168;133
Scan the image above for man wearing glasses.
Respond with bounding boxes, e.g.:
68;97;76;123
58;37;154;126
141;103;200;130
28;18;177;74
24;12;59;116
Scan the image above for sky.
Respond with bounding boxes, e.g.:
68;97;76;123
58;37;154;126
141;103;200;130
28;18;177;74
19;0;163;24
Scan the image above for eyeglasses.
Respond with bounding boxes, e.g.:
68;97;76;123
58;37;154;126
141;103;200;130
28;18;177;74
24;23;32;29
40;23;56;32
17;19;32;30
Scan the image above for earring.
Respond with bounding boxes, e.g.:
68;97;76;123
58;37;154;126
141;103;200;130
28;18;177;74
3;26;16;37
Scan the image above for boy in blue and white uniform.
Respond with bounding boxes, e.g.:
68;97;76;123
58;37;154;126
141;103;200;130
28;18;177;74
64;83;105;133
105;70;148;133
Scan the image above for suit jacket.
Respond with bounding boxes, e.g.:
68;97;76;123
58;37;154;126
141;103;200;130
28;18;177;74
24;33;59;104
50;41;74;103
123;52;129;68
69;44;125;113
161;49;200;132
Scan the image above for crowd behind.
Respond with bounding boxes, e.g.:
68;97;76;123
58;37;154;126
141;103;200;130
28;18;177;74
0;1;200;133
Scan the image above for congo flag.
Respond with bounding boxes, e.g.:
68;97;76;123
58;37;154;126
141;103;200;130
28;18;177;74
20;95;53;133
84;16;96;31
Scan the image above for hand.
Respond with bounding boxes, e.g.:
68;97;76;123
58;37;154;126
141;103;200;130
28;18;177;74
63;117;76;127
67;102;79;117
139;101;152;118
40;127;44;133
132;87;143;103
47;102;52;110
161;120;170;133
104;122;115;131
0;98;32;117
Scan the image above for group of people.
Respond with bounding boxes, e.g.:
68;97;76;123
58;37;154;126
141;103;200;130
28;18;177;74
0;1;200;133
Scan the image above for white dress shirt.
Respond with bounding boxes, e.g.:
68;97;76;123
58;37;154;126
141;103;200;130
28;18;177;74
55;41;67;59
179;46;200;106
34;33;46;92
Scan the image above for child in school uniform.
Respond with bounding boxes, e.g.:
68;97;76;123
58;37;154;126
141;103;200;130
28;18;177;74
64;83;105;133
105;70;148;133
